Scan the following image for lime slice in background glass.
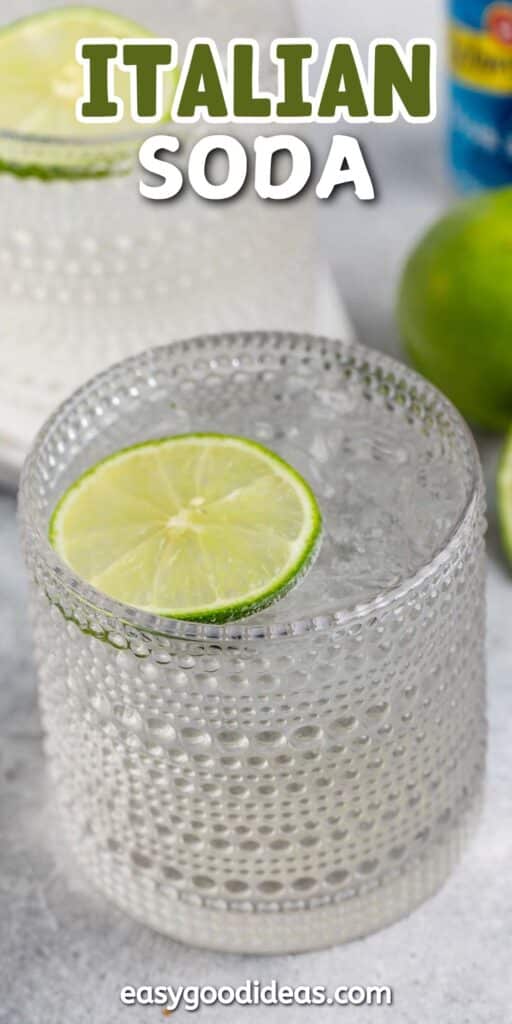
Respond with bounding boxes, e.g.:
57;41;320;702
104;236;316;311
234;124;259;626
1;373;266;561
498;430;512;567
49;434;323;622
0;6;178;176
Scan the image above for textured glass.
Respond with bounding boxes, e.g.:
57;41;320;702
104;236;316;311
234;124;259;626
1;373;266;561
19;333;487;953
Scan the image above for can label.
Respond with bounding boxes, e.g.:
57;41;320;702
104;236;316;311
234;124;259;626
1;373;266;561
450;4;512;92
449;1;512;188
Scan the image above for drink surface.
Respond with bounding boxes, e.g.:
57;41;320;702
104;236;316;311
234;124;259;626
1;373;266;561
45;336;474;627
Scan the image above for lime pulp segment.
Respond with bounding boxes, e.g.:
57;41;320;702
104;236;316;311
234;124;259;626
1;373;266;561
49;434;323;622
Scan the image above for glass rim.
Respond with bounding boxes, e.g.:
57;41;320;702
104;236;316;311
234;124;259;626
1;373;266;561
19;332;484;644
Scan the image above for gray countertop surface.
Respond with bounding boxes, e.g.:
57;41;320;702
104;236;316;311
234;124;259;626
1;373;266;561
2;2;512;1022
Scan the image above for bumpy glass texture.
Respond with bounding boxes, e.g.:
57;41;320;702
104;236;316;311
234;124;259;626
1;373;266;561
19;333;487;952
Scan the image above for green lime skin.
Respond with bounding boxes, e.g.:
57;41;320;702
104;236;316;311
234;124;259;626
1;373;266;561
397;186;512;431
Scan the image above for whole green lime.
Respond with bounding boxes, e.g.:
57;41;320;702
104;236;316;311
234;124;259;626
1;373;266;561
397;187;512;431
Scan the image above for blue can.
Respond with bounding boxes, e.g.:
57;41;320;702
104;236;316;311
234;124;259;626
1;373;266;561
449;0;512;189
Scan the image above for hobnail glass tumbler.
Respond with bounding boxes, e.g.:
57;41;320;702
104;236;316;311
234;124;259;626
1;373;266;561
19;333;487;953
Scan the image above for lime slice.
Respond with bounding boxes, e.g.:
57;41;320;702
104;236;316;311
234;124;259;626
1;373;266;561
0;6;178;176
49;434;322;622
498;429;512;566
